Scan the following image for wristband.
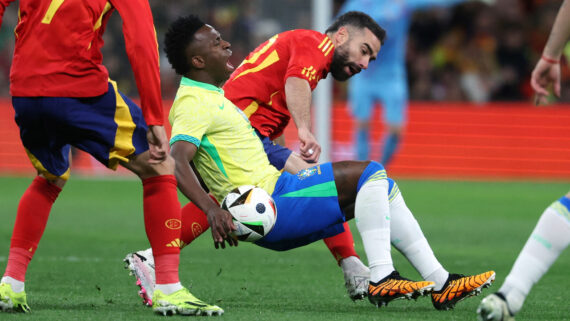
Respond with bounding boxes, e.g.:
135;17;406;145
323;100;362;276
541;55;560;64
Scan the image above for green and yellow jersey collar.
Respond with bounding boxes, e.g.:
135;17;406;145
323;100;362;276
181;77;224;95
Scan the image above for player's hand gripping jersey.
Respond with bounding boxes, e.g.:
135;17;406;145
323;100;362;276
223;30;334;140
0;0;163;125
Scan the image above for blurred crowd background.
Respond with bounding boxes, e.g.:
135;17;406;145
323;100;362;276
0;0;567;103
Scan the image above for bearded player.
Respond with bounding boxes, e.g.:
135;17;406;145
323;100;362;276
126;14;496;313
126;11;387;303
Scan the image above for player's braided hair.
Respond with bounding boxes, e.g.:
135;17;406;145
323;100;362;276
164;15;206;75
325;11;386;45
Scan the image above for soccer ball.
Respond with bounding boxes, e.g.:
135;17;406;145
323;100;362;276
221;185;277;242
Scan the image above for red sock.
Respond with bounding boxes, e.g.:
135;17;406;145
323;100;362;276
5;176;61;281
142;175;181;284
180;200;212;248
154;254;180;285
323;222;359;265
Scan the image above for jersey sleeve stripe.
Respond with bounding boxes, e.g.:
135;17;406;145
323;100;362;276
318;37;328;49
170;134;201;147
233;50;280;81
324;43;334;56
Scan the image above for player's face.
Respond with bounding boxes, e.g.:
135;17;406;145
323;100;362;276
194;25;234;83
330;27;381;81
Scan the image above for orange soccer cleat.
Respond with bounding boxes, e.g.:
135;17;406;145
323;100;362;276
368;271;435;307
432;271;496;310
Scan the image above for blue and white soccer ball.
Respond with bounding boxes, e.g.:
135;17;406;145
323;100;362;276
221;185;277;242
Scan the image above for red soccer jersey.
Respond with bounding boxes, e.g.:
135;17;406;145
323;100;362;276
223;29;334;140
0;0;164;125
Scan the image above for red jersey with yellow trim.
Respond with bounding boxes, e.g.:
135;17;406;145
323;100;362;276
0;0;164;125
223;29;334;140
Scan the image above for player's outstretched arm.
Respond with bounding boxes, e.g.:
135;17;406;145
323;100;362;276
171;141;237;249
285;77;321;163
531;0;570;105
113;0;164;126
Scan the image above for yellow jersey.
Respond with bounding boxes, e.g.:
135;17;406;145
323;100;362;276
169;77;281;202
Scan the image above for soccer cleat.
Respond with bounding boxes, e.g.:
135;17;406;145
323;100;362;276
0;282;30;313
340;256;370;301
124;249;155;306
432;270;496;310
477;293;515;321
152;287;224;316
368;271;435;307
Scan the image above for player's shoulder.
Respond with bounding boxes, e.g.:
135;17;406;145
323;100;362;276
279;29;329;46
279;29;333;58
172;83;219;113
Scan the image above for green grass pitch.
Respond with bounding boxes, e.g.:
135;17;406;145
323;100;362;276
0;176;568;320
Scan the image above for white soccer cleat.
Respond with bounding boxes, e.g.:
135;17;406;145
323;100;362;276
124;248;156;306
340;256;370;301
477;293;515;321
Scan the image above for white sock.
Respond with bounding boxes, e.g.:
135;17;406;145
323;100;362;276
499;199;570;315
1;276;25;293
155;282;183;295
389;191;449;289
354;179;393;283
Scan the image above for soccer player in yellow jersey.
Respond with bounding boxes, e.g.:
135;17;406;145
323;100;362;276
126;15;496;312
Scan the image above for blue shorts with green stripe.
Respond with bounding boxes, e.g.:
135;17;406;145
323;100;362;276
255;162;346;251
255;161;395;251
12;81;149;180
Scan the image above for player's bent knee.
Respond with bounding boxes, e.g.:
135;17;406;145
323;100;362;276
368;161;384;171
39;174;67;189
123;152;176;179
356;161;386;192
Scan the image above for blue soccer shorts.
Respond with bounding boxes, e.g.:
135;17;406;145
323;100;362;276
348;78;407;126
255;162;346;251
12;81;149;180
255;129;292;171
254;161;399;251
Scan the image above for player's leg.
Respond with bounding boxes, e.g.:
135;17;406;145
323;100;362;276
477;192;570;321
100;82;221;316
388;184;495;310
378;87;406;166
333;161;435;307
348;80;374;161
0;97;76;313
259;131;368;300
380;125;402;166
124;195;214;305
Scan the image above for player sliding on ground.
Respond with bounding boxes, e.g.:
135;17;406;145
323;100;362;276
125;15;495;315
129;10;388;305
